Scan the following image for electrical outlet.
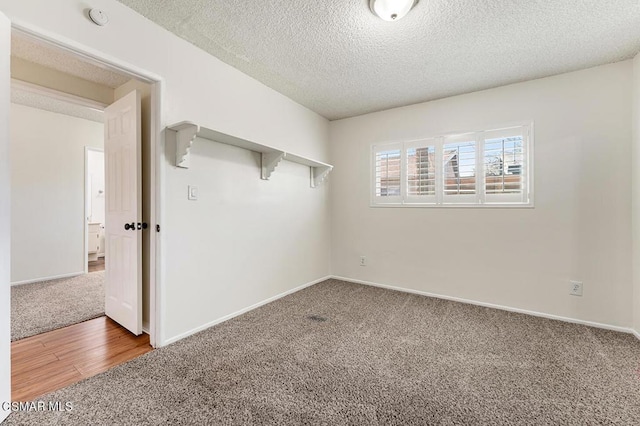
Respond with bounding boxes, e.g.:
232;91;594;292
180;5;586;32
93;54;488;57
569;281;583;296
360;256;367;266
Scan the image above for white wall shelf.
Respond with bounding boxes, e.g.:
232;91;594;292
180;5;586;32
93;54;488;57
167;121;332;188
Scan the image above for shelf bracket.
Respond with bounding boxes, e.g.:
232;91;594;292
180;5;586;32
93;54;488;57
261;151;285;180
311;165;333;188
172;122;200;168
167;122;334;184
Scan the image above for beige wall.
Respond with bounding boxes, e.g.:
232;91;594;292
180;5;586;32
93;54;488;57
330;61;633;328
633;53;640;334
11;57;113;105
10;103;103;284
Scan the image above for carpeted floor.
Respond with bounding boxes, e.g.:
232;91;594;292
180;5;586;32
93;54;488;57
6;279;640;425
11;271;105;341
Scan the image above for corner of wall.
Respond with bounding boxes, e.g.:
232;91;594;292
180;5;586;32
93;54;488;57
329;62;634;329
0;12;11;424
632;51;640;336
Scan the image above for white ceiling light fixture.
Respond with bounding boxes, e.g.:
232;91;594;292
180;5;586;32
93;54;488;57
370;0;419;22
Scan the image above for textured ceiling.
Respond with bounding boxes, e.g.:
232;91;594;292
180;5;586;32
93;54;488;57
11;86;104;123
119;0;640;120
11;33;130;89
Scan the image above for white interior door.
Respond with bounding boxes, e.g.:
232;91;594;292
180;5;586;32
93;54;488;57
104;90;142;335
0;11;11;421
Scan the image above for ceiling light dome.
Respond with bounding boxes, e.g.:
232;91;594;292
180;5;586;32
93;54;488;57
370;0;419;21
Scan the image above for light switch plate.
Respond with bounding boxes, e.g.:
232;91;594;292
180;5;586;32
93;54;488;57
188;185;198;201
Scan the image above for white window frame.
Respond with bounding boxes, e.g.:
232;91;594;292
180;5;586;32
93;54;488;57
370;122;534;208
482;127;531;206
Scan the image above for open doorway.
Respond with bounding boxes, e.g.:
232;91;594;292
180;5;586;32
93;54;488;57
8;28;161;401
86;147;106;273
9;87;107;341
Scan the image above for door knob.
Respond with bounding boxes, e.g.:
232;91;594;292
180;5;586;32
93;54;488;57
124;222;135;231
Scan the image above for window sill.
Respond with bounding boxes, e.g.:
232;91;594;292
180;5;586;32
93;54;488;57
370;202;535;209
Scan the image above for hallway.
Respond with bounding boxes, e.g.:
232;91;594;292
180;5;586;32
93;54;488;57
11;316;151;401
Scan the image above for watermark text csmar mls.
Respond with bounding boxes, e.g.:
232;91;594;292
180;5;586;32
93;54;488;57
2;401;73;412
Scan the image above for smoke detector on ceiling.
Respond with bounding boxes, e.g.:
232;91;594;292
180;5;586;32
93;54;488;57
88;9;109;27
370;0;419;22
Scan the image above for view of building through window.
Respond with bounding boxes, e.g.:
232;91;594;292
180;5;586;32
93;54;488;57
407;146;435;196
372;124;531;206
443;141;476;196
484;136;524;194
374;149;401;197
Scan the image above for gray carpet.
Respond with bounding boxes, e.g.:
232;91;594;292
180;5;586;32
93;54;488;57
11;271;105;341
6;279;640;425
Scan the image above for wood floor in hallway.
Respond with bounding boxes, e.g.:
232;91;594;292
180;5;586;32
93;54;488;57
11;316;152;402
87;257;105;273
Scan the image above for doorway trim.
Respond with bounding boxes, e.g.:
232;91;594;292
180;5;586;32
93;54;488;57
10;22;165;348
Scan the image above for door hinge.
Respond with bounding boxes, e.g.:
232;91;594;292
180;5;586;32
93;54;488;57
156;224;161;233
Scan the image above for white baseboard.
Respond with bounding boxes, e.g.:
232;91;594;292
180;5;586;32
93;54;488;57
332;275;634;335
11;271;85;286
163;275;332;346
633;329;640;341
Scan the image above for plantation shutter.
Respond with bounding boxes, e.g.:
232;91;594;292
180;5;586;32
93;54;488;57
405;139;437;204
370;124;532;207
483;126;529;204
442;136;477;203
372;143;403;204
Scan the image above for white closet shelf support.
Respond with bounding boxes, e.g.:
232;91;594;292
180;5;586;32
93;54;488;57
171;121;199;169
261;151;285;180
167;121;333;187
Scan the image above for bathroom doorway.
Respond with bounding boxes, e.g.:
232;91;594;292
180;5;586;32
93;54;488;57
85;147;106;273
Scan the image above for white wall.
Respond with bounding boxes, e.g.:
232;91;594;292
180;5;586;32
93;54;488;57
330;61;633;328
0;0;331;344
0;11;11;423
10;103;103;284
633;53;640;334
